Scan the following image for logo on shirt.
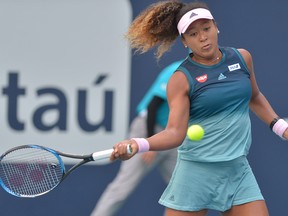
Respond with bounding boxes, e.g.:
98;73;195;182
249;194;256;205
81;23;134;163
196;74;207;83
218;73;227;80
169;195;175;201
228;63;241;72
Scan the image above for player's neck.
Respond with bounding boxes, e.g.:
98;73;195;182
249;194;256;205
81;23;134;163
192;50;222;65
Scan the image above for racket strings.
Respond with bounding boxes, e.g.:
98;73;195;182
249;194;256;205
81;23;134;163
0;147;64;197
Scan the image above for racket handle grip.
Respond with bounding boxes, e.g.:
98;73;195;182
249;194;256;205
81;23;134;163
92;149;113;161
92;144;133;160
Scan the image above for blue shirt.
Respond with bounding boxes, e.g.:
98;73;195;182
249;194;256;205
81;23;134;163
136;60;183;127
178;47;252;162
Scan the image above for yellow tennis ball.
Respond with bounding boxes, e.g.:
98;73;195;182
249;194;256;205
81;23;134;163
187;125;204;141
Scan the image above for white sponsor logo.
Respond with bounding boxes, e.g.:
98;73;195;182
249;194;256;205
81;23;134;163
228;63;241;72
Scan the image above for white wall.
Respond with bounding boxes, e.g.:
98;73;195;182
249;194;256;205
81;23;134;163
0;0;132;162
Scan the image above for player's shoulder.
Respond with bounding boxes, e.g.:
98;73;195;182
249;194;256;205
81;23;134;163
236;48;253;65
237;48;251;57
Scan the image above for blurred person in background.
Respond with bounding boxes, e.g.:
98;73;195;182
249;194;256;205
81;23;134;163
90;60;183;216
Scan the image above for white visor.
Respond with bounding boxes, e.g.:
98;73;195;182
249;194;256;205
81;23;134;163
177;8;214;35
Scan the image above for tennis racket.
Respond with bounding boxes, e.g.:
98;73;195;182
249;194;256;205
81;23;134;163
0;144;132;198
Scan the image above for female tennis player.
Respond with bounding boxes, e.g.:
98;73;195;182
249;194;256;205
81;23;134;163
111;1;288;216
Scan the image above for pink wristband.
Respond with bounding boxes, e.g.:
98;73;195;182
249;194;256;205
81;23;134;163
272;119;288;138
131;138;150;153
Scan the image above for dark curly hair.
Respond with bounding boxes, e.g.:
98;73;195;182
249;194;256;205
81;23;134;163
125;1;210;60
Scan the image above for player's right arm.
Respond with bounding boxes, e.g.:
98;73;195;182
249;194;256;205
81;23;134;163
141;96;164;164
111;71;190;161
146;71;190;150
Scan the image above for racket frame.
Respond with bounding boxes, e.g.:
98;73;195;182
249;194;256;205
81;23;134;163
0;145;114;198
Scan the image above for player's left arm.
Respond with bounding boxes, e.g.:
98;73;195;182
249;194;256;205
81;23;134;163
238;48;288;139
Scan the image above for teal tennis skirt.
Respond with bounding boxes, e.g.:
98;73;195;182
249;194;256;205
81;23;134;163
159;156;264;212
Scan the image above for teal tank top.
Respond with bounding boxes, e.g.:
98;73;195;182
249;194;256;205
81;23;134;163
178;47;252;162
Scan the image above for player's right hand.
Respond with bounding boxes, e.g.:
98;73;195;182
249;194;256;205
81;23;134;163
110;140;138;161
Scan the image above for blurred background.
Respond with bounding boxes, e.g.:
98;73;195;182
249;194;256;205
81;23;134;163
0;0;287;215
